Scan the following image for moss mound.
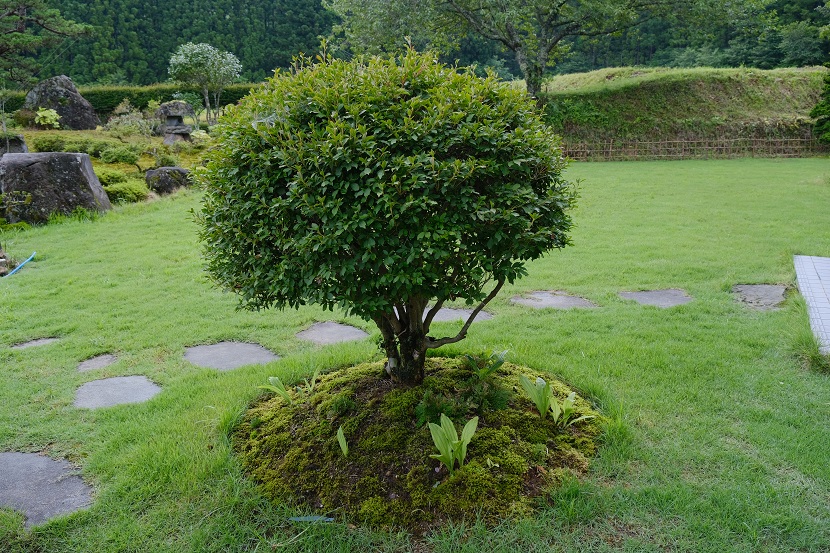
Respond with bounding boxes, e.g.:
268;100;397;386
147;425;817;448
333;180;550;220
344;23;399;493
233;357;602;533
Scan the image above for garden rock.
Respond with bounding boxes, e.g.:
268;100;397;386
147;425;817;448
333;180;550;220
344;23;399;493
74;376;161;408
23;76;99;130
0;452;92;528
0;153;112;225
296;322;369;345
732;284;787;310
0;245;9;276
77;354;117;372
619;289;693;308
0;135;28;154
145;167;190;195
184;342;279;370
511;291;598;309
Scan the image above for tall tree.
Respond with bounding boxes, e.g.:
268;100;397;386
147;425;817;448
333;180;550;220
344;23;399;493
0;1;89;85
328;0;769;98
168;42;241;123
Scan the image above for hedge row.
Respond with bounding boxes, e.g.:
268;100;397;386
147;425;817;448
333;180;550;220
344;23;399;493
0;83;259;116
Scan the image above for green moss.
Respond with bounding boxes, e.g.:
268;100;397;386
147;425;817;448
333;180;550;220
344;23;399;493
232;358;604;533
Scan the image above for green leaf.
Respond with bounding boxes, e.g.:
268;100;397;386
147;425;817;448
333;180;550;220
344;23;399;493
336;425;348;457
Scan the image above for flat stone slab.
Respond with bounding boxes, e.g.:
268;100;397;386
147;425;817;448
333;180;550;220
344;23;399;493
77;354;117;372
0;452;92;528
619;289;693;308
74;376;161;409
794;255;830;354
429;307;493;322
732;284;787;311
10;337;59;350
184;342;279;370
510;291;598;309
296;322;369;345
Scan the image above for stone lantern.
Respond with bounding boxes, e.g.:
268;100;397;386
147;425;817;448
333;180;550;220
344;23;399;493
155;101;196;145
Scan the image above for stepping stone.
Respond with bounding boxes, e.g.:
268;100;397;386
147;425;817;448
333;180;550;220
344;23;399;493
184;342;279;370
74;376;161;409
511;291;598;309
794;255;830;354
618;289;693;308
732;284;787;311
10;337;59;350
77;354;117;372
0;452;92;528
428;307;493;322
296;322;369;345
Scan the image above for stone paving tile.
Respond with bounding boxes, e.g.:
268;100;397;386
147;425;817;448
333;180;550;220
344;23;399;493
732;284;787;311
77;354;118;372
0;452;92;528
510;291;598;309
74;376;161;409
184;342;279;370
618;289;693;308
296;322;369;345
429;307;493;322
10;337;59;350
794;255;830;354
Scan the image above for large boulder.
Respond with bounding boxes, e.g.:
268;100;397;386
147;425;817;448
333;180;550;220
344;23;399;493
24;76;100;130
0;135;28;154
145;167;190;195
0;153;112;224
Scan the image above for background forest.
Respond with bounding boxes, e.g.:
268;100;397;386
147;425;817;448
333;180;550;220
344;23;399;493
35;0;830;86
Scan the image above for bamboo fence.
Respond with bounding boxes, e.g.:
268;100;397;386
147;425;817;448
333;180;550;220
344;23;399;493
562;137;828;161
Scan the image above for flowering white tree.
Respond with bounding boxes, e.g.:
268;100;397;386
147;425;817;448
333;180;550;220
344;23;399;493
168;43;242;123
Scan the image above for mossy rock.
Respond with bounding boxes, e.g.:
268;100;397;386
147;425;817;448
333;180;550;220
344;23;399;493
233;358;603;533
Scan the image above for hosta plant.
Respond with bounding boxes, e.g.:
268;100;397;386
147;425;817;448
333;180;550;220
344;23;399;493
428;413;478;475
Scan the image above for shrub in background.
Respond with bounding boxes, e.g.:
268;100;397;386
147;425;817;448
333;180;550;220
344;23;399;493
95;167;128;187
103;179;150;204
810;65;830;143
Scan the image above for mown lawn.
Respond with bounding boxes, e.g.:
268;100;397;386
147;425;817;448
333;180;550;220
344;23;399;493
1;158;829;552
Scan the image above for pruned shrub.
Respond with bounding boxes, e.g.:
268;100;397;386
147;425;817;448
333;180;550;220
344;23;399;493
198;48;575;385
103;179;150;204
31;135;66;152
100;145;142;165
12;109;36;128
95;167;128;187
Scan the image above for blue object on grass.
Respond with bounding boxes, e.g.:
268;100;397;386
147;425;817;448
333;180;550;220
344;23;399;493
2;252;35;278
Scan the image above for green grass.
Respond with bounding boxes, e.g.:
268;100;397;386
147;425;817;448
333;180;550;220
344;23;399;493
1;158;830;551
541;66;828;141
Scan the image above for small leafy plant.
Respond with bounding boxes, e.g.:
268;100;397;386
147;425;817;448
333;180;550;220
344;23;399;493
519;375;553;418
551;392;595;428
34;108;60;128
464;350;508;380
296;368;320;396
428;413;478;475
258;376;293;404
336;425;348;457
520;375;595;427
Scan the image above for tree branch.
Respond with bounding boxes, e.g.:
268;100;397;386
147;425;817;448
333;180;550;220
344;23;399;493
425;279;504;349
422;298;445;334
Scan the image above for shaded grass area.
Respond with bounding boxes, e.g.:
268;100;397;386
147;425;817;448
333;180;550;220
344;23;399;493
1;159;829;551
542;66;827;141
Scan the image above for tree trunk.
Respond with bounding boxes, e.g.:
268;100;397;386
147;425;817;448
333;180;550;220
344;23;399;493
372;303;429;385
202;87;212;124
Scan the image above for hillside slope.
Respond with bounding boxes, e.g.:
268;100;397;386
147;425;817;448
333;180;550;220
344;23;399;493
542;66;827;142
